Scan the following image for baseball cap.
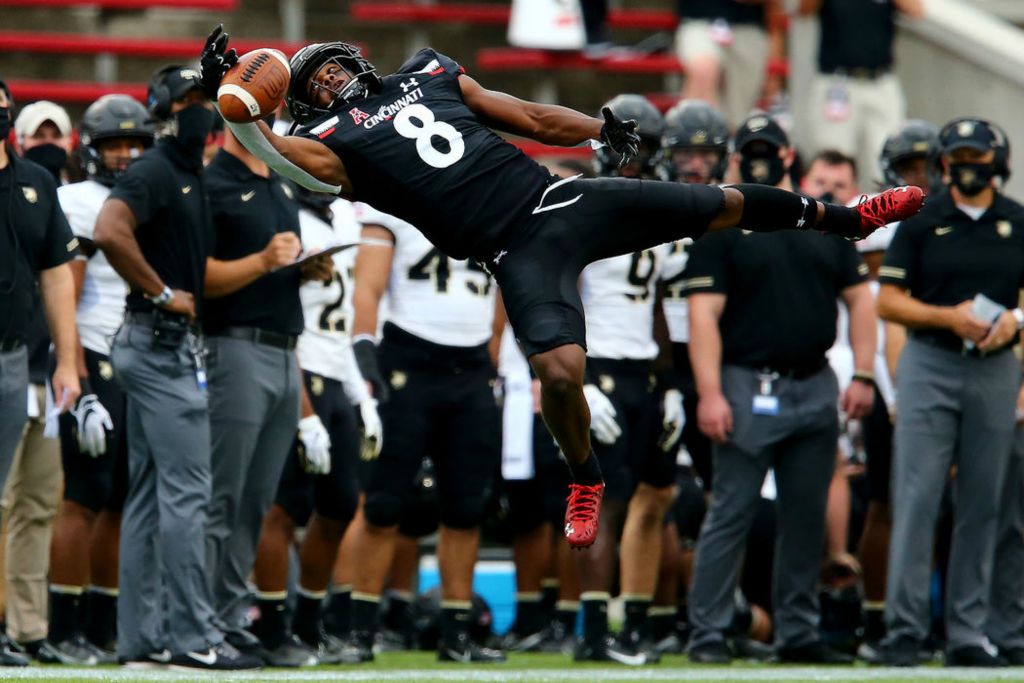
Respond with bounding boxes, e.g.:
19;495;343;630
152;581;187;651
940;118;996;154
161;66;204;102
734;114;789;152
14;100;72;141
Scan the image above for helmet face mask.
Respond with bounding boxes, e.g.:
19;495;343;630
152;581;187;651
658;100;729;184
287;42;382;125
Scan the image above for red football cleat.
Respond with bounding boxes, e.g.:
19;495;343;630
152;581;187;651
564;482;605;549
855;186;924;238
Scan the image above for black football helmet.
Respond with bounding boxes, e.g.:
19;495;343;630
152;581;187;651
79;94;155;186
594;94;663;178
295;184;336;219
287;42;382;125
879;119;941;190
658;99;729;183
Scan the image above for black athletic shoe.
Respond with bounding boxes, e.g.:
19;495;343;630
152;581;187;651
336;630;375;664
998;646;1024;666
865;636;920;667
120;649;173;669
297;630;347;665
688;639;732;665
377;627;414;652
617;628;661;664
731;636;774;662
37;633;117;665
223;628;262;654
776;640;853;664
653;632;684;655
438;632;505;663
945;645;1007;668
574;635;647;666
259;634;318;667
501;623;564;653
168;641;263;671
0;634;29;667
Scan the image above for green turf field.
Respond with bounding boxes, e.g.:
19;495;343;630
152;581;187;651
4;652;1024;683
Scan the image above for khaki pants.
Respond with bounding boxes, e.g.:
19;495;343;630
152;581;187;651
810;73;905;190
675;21;769;128
1;384;63;643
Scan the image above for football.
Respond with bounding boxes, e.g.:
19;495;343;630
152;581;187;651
217;48;290;123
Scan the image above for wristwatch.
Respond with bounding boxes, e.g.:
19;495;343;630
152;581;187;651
147;285;174;307
1013;307;1024;330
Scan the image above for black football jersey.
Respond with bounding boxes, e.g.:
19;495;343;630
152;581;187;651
298;49;554;260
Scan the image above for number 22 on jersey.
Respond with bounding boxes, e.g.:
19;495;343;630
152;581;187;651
394;104;465;169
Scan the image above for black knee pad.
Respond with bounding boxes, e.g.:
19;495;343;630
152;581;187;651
363;491;404;528
439;493;488;530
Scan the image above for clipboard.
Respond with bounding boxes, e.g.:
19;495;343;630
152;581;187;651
288;242;359;269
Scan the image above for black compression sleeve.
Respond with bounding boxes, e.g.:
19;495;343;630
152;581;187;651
733;184;818;232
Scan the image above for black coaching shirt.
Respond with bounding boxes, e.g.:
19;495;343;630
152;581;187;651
818;0;895;73
676;0;764;25
110;139;214;319
684;229;867;369
298;49;552;260
0;154;77;345
879;188;1024;350
203;149;304;336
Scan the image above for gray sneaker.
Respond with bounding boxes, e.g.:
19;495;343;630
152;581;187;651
38;633;116;665
259;635;317;667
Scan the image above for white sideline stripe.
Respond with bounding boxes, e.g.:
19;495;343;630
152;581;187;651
217;83;262;116
5;668;1024;682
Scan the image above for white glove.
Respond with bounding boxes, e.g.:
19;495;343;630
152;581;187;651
359;399;383;461
72;394;113;457
298;414;331;475
583;384;621;445
657;388;685;452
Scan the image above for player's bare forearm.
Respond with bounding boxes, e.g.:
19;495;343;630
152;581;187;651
459;75;602;146
877;284;950;329
842;282;878;375
243;119;353;192
39;264;79;369
94;198;166;299
688;293;727;397
352;225;394;338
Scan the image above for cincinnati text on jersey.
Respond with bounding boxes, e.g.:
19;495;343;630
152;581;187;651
340;88;427;133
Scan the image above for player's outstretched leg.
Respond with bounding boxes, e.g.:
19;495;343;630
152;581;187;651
529;345;605;550
709;184;924;237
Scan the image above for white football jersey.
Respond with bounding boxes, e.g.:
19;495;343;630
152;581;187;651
355;202;495;347
295;199;367;402
660;238;693;344
58;179;125;356
580;244;671;360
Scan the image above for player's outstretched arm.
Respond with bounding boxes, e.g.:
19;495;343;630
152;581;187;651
459;75;604;147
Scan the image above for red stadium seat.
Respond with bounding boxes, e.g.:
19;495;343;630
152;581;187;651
350;2;677;31
0;31;303;59
0;0;235;8
6;79;148;103
476;48;789;78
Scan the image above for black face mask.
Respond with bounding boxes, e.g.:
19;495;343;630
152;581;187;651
817;191;836;205
740;153;786;186
170;104;215;167
24;143;68;183
948;162;995;197
0;107;11;141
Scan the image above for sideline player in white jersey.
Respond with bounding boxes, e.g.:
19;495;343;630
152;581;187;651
573;95;684;666
250;188;382;665
341;202;505;663
43;95;153;665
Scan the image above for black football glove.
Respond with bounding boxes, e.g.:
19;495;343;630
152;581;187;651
599;106;641;167
199;24;238;99
353;338;390;404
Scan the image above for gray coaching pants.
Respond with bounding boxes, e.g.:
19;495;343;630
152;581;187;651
0;346;28;497
204;334;300;633
988;426;1024;650
110;324;220;657
884;338;1019;651
688;363;839;650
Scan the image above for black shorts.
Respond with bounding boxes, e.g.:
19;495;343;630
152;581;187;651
362;323;502;530
588;357;676;502
673;342;713;491
58;348;129;513
505;414;571;535
488;177;725;357
276;371;362;525
862;387;893;503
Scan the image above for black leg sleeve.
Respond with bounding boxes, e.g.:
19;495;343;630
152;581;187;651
733;183;862;238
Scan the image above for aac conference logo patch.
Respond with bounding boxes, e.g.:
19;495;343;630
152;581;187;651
22;186;37;204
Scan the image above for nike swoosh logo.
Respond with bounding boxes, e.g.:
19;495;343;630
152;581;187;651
241;190;256;202
445;648;472;663
187;649;217;665
150;649;172;663
935;226;953;235
181;186;192;194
